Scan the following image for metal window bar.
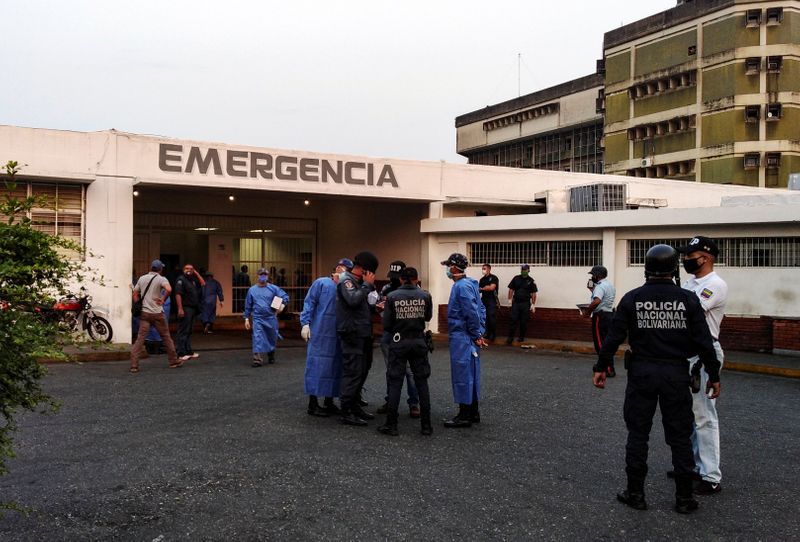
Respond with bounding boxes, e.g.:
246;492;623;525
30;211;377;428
469;241;602;268
628;237;800;268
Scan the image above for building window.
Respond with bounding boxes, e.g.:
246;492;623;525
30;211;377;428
745;57;761;74
629;70;696;100
469;240;603;268
628;237;800;268
766;56;782;73
766;7;783;24
569;183;626;212
744;105;761;123
628;159;695;178
766;103;782;121
744;153;760;169
2;182;85;250
745;9;762;26
688;45;697;56
765;152;781;169
628;115;695;140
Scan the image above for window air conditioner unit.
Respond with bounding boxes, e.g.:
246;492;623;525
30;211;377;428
640;158;652;167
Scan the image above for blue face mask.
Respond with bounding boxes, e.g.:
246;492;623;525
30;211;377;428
445;269;453;279
258;275;268;284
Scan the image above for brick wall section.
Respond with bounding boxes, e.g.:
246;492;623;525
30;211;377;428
437;305;790;353
773;319;800;351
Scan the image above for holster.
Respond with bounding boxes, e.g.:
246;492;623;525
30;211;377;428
690;361;702;394
424;330;435;353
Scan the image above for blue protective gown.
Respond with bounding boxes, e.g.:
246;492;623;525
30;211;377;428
200;278;224;324
244;283;290;354
447;277;486;404
300;277;342;397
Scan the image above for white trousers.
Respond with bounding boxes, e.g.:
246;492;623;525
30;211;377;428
688;340;724;483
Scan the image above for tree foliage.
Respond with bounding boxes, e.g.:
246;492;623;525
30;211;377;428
0;160;88;486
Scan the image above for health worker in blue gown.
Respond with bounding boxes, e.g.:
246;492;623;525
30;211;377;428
300;258;353;417
243;267;289;367
441;253;486;429
200;271;224;334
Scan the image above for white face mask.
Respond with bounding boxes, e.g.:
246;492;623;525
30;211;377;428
338;271;348;283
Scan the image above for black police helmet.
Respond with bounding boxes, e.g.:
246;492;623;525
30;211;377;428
589;265;608;278
440;253;468;271
644;244;679;276
353;251;379;273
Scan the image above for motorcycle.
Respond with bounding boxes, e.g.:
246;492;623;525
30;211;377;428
49;291;114;342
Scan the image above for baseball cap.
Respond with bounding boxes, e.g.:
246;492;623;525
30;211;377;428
151;259;164;271
677;236;719;257
520;264;530;270
336;257;354;271
257;267;269;275
387;260;406;279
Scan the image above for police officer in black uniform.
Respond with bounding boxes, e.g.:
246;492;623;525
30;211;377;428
336;251;379;426
506;264;538;345
377;267;434;436
592;244;721;514
479;263;500;342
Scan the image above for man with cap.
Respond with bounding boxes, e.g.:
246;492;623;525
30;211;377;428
592;244;720;514
375;260;421;418
130;259;181;373
478;263;500;342
174;263;206;362
200;271;224;334
378;266;434;436
441;253;486;428
583;265;617;377
300;258;351;417
506;264;538;345
336;251;379;426
243;268;289;367
677;235;728;496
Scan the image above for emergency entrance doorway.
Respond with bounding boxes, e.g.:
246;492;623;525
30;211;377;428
133;210;316;317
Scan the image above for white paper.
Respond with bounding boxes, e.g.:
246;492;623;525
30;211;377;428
271;296;283;310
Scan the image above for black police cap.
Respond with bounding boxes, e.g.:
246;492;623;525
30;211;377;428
645;244;679;276
589;265;608;278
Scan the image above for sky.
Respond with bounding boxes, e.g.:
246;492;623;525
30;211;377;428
3;1;677;164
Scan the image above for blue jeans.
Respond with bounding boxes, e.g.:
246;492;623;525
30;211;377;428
381;333;419;406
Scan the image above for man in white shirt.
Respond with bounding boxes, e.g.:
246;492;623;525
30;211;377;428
677;235;728;495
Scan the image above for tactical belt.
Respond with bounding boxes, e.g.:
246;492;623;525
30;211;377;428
392;331;425;342
631;355;687;367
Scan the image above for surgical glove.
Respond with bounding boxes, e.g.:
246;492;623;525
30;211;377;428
530;306;536;314
301;324;311;342
244;318;251;331
367;290;380;306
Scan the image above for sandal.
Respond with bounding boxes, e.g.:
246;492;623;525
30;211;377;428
129;367;140;374
169;359;185;369
251;360;263;368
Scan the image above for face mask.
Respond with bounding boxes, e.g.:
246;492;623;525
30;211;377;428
446;269;453;279
587;279;595;289
520;271;529;278
682;257;702;274
258;275;268;284
338;271;348;282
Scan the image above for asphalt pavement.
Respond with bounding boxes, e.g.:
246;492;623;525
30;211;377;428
2;344;799;541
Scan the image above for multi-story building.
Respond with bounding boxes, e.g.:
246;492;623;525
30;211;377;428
456;0;799;189
603;0;800;187
455;74;605;174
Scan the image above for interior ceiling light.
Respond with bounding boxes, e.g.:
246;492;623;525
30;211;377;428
249;229;274;233
194;227;219;231
132;190;139;196
229;195;235;201
303;199;310;206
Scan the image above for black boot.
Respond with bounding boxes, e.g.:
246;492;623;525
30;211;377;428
340;408;368;426
675;476;699;514
420;411;433;436
377;410;399;436
267;351;275;364
470;401;481;424
352;405;375;421
308;395;329;417
323;397;341;415
617;479;647;510
444;404;472;428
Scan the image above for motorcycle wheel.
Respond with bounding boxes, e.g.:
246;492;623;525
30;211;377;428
87;316;113;342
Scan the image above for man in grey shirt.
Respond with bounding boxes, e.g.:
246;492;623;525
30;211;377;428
130;259;181;373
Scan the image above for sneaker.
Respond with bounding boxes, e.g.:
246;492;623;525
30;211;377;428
409;404;421;418
694;480;721;495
